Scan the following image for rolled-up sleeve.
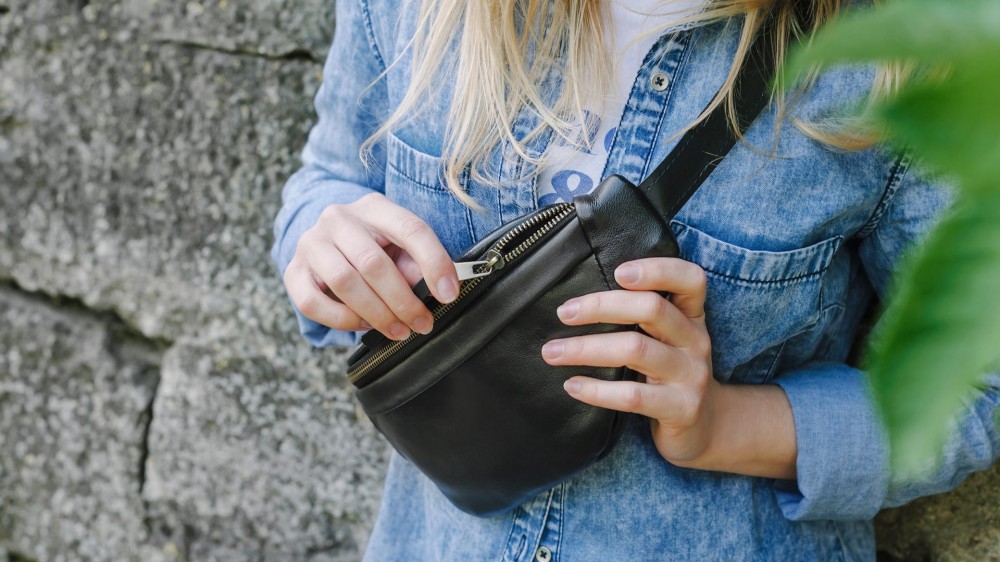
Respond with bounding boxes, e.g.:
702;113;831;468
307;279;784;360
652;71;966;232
772;363;890;520
270;0;389;348
770;159;1000;521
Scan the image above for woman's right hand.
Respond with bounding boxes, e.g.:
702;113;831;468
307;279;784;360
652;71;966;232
282;192;460;341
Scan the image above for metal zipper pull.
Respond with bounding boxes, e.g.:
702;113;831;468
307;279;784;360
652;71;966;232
454;250;506;281
454;260;491;281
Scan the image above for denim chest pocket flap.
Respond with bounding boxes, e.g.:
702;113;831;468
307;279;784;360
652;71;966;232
386;132;454;193
384;132;476;256
669;220;844;383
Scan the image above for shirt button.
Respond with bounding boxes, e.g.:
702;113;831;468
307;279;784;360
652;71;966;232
650;71;670;92
535;546;552;562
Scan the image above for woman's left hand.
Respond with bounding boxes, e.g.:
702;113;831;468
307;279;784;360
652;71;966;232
541;257;721;467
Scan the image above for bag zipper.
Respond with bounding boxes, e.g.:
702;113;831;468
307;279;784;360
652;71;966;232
347;202;575;386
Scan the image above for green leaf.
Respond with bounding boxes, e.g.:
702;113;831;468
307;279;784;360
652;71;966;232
866;191;1000;475
873;66;1000;190
780;0;1000;89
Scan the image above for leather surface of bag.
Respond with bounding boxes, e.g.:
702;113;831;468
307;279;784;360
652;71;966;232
345;18;779;517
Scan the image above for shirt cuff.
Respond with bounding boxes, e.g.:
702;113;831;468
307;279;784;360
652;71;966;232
771;362;890;521
298;316;363;348
270;180;376;349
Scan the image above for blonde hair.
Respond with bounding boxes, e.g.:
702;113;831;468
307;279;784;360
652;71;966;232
361;0;907;207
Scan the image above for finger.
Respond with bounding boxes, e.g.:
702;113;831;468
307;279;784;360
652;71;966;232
542;331;690;382
390;248;424;288
358;199;460;304
334;224;435;334
283;258;369;331
309;268;341;301
305;245;412;341
556;290;699;347
614;258;707;321
563;377;685;419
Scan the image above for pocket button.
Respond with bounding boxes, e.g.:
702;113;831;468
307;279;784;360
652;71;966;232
535;546;553;562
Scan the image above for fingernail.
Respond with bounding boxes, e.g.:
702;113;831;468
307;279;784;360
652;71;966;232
557;302;579;322
542;341;564;360
438;277;459;303
412;316;432;335
616;264;640;284
389;322;410;340
359;321;373;331
564;379;582;394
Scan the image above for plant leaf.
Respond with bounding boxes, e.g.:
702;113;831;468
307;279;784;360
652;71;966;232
866;191;1000;474
874;67;1000;190
780;0;1000;89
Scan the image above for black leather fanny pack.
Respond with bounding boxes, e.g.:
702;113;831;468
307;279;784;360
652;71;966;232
345;23;777;517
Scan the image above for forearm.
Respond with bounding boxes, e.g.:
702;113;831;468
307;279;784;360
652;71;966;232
271;0;390;348
675;382;797;480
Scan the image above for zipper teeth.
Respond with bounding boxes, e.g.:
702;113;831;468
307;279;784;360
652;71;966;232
346;272;484;385
492;203;571;254
347;203;574;385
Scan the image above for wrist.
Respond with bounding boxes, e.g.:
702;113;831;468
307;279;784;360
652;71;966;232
671;382;798;480
668;381;738;471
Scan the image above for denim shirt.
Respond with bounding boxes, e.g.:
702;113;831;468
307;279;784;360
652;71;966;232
270;1;1000;560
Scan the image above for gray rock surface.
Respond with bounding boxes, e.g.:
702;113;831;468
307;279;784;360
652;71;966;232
0;285;160;562
0;0;996;560
1;0;387;560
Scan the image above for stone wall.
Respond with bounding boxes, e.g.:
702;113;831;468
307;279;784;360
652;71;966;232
0;1;996;561
1;1;387;560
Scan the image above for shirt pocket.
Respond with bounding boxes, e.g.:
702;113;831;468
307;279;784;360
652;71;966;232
384;132;475;257
669;220;845;384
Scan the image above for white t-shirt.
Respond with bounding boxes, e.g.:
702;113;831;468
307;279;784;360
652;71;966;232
537;0;705;206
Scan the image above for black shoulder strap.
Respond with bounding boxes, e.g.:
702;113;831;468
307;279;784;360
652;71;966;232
637;14;778;220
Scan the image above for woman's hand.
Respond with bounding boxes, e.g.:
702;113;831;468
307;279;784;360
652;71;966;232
282;193;460;341
542;256;798;479
541;257;720;465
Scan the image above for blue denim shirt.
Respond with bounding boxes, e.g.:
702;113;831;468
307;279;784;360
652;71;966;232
270;1;1000;560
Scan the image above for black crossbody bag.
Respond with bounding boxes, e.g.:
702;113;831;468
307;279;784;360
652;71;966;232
345;21;778;517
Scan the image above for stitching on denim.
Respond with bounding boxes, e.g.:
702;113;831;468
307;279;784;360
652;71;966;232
498;139;508;221
386;159;450;193
511;535;527;562
705;259;832;284
359;0;387;72
677;222;842;286
460;167;477;238
498;140;508;185
856;149;912;239
554;482;565;562
528;490;556;562
760;339;787;384
703;263;831;286
463;207;476;241
831;522;854;562
498;507;523;562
